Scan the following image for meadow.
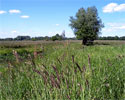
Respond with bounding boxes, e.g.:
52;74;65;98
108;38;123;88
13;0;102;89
0;40;125;100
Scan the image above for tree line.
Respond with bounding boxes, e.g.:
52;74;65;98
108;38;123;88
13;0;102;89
0;32;76;41
97;36;125;40
0;35;125;41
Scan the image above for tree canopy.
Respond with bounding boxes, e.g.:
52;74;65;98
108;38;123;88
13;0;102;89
51;34;63;41
69;6;104;45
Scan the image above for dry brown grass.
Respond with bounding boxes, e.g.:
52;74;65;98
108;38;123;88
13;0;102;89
95;40;125;45
0;40;124;48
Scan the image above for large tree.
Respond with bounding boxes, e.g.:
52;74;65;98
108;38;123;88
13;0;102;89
69;6;104;45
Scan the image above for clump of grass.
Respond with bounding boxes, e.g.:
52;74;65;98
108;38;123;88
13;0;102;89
0;42;125;100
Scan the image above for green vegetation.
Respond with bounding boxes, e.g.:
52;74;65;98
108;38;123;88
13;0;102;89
51;34;63;41
0;41;125;100
69;6;104;45
98;36;125;40
1;35;125;41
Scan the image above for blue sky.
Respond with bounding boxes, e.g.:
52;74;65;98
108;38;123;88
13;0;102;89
0;0;125;38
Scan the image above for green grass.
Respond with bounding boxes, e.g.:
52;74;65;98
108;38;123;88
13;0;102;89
0;41;125;100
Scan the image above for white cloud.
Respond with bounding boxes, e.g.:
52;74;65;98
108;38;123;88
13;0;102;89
114;4;125;12
103;3;125;13
107;23;125;29
114;26;125;29
9;9;21;14
102;22;125;36
11;30;19;34
118;26;125;29
20;15;30;18
103;3;118;13
56;24;60;26
102;28;113;33
107;23;118;27
0;10;7;14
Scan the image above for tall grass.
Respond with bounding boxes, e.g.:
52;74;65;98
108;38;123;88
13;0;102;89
0;42;125;100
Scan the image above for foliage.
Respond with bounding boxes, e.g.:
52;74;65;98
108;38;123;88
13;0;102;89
1;35;125;41
14;36;31;41
51;34;63;41
69;6;104;45
98;36;125;40
0;41;125;100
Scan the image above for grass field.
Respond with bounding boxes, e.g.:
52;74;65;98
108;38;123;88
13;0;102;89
0;40;125;100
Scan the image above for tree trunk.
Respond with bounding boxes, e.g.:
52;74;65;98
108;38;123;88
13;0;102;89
82;39;87;45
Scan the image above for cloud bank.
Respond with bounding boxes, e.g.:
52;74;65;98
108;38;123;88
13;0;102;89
103;3;125;13
20;15;30;18
9;9;21;14
107;23;125;30
0;10;7;14
102;22;125;36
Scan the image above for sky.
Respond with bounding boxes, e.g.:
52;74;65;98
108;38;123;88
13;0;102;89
0;0;125;38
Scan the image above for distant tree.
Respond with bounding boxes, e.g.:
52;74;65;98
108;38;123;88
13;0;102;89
15;36;31;40
114;36;119;40
120;36;125;40
69;6;104;45
5;38;13;41
51;34;63;41
44;36;50;41
51;36;58;41
97;36;124;40
32;38;37;41
61;30;66;39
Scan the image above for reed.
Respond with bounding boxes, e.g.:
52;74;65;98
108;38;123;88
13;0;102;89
0;41;124;100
